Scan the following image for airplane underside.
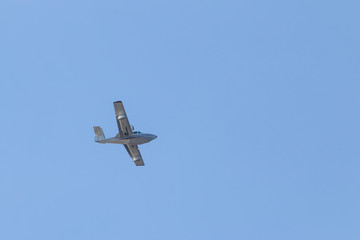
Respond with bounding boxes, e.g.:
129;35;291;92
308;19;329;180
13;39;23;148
98;135;154;145
93;101;156;166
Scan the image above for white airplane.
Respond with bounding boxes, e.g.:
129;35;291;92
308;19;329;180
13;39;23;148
93;101;157;166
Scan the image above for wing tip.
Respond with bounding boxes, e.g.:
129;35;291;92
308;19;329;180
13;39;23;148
134;159;145;166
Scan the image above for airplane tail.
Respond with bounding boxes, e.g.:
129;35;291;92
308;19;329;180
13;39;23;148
93;126;105;142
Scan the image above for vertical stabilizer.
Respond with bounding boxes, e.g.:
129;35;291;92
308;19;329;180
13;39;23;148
93;126;105;142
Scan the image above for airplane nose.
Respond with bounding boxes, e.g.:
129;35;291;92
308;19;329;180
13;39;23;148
153;135;157;139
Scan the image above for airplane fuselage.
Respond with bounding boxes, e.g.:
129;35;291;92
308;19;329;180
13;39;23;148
98;133;157;145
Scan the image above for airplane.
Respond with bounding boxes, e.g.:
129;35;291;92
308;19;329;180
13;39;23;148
93;101;157;166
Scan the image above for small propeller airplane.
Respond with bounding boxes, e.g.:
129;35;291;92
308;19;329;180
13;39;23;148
93;101;157;166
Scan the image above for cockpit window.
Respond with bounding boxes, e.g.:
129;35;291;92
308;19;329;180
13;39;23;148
133;131;142;134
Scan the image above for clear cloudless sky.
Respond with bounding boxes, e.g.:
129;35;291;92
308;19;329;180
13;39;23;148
0;0;359;239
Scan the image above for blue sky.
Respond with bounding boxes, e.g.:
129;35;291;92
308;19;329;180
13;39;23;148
1;0;359;239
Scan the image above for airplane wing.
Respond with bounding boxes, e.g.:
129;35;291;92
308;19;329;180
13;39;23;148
113;101;132;137
124;144;145;166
